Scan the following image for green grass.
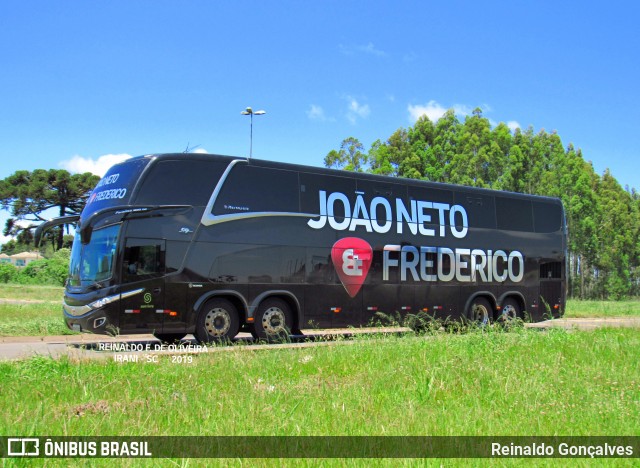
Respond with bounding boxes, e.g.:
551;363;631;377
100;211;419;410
0;303;75;336
565;299;640;317
0;283;64;302
1;328;638;436
0;286;638;465
0;284;71;336
0;328;638;466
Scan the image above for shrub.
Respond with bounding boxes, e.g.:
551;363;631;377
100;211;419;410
16;249;70;286
0;263;17;283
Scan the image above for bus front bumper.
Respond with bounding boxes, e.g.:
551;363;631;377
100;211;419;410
63;301;119;334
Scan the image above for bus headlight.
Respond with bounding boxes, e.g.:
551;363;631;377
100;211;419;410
89;294;120;310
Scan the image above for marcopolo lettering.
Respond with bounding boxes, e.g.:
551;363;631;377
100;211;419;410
307;190;468;238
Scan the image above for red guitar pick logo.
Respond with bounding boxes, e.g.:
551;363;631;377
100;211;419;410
331;238;373;298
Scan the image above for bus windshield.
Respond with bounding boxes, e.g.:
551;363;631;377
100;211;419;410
68;224;121;287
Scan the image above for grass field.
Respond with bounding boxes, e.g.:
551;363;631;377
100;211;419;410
0;302;73;336
564;299;640;317
0;284;63;302
0;327;638;466
4;327;638;435
0;285;638;465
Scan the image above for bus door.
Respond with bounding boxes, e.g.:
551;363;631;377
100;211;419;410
119;238;167;333
539;260;564;319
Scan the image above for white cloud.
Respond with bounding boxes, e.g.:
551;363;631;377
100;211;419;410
408;100;448;122
407;100;477;123
346;96;370;124
306;104;327;121
408;101;520;131
339;42;387;57
0;217;34;245
60;153;132;176
13;219;33;229
452;104;473;116
507;121;521;131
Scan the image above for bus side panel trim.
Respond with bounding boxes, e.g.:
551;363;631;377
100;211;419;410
463;291;499;315
192;290;250;319
497;291;526;309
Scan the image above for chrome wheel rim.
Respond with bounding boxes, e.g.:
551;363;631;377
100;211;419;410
500;304;518;322
472;304;490;325
204;308;231;337
262;306;286;336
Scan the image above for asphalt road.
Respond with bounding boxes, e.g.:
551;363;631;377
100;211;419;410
1;317;639;361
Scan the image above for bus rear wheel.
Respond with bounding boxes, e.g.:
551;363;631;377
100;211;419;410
195;298;240;344
467;297;492;327
498;298;522;326
252;298;292;342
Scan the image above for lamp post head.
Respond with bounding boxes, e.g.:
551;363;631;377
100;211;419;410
241;106;266;159
241;107;266;116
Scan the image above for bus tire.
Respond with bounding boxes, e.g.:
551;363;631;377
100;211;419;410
154;333;186;344
466;297;492;327
498;298;522;326
252;298;292;342
195;298;240;344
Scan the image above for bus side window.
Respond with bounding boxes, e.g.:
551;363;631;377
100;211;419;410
123;241;166;283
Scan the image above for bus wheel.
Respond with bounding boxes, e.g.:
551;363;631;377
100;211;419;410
498;298;522;325
154;333;185;344
195;298;240;344
252;298;292;342
467;297;492;327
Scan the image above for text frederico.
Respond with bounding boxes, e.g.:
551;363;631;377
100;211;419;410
383;245;524;283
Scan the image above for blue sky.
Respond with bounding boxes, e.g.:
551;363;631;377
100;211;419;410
1;1;639;241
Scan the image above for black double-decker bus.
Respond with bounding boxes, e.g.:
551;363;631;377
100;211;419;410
39;153;566;342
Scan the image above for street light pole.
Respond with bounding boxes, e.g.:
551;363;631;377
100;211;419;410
241;107;266;159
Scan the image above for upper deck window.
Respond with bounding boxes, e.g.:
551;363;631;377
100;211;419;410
533;200;563;233
212;165;299;216
134;159;228;206
496;196;533;232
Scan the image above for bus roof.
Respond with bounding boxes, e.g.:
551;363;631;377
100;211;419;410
136;152;563;206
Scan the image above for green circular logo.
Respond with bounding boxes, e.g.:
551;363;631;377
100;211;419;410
144;293;152;304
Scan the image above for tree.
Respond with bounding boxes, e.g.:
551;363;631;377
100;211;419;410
594;171;636;299
324;108;640;300
451;108;494;187
430;109;461;183
368;128;413;177
324;137;368;172
0;169;100;250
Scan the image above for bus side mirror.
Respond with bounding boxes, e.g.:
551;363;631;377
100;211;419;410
81;226;93;244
